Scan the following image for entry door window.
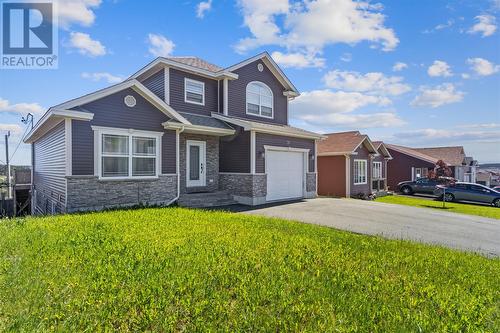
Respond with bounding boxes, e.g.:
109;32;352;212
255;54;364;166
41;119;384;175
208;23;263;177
186;141;206;187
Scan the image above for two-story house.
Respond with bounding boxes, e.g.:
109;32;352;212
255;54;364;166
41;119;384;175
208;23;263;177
24;52;324;214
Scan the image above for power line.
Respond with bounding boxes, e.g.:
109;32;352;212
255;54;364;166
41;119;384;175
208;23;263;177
9;124;31;162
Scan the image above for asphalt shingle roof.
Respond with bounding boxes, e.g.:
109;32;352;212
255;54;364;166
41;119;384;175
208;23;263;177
318;131;368;154
165;56;223;73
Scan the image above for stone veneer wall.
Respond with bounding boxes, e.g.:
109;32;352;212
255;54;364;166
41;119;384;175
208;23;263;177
306;173;317;198
66;175;177;212
219;173;267;205
179;133;219;194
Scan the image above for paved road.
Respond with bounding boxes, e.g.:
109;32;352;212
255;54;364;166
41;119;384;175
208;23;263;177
238;198;500;257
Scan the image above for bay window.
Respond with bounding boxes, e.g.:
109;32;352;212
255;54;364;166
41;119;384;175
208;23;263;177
354;159;367;185
93;126;162;179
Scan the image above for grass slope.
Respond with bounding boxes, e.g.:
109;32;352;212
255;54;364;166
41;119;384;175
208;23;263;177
1;208;499;332
376;195;500;219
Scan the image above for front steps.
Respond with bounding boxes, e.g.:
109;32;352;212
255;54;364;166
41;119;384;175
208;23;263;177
178;191;237;208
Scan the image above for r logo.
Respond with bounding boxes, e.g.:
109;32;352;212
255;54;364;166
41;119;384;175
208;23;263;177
2;2;53;54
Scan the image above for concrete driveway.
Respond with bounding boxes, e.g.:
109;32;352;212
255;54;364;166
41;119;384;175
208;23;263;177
238;198;500;257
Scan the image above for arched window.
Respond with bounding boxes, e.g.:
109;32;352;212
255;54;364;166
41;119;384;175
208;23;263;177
246;81;273;118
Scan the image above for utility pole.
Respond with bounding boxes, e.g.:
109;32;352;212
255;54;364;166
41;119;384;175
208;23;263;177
5;131;11;198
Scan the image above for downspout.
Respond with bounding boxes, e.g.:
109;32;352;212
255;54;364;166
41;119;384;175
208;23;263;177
345;154;351;198
174;126;185;204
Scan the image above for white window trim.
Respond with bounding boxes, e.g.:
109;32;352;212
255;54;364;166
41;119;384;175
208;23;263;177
184;78;205;106
91;126;163;180
372;161;382;179
246;81;274;119
353;159;368;185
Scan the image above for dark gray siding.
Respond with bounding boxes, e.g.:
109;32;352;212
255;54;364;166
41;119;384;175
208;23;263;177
350;143;371;196
169;68;218;116
33;120;66;213
219;128;250;173
256;133;315;173
72;88;176;175
72;120;93;176
228;60;288;125
141;69;165;101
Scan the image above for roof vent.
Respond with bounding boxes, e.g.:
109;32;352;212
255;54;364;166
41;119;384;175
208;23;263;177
124;95;136;107
257;63;264;72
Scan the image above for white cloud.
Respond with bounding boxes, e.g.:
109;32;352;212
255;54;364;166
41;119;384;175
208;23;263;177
411;83;464;108
394;128;500;143
467;57;500;76
235;0;398;68
55;0;102;28
81;72;123;84
68;32;106;57
468;15;497;37
457;123;500;129
289;90;401;129
196;0;213;18
340;53;352;62
392;62;407;71
0;97;44;115
322;70;411;96
147;33;175;57
0;123;23;135
461;73;470;79
427;60;453;77
271;51;325;68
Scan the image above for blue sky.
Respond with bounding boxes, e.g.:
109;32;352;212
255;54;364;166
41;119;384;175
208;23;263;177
1;0;499;165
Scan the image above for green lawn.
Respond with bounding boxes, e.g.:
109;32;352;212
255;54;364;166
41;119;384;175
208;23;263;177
376;195;500;219
1;208;499;332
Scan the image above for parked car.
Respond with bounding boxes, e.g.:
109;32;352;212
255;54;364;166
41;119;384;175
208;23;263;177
493;185;500;191
397;177;448;195
434;182;500;207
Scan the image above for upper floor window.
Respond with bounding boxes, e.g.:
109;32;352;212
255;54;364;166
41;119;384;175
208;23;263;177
185;78;205;105
246;81;273;118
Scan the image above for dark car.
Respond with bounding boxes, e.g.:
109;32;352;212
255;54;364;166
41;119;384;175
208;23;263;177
397;178;445;195
434;182;500;207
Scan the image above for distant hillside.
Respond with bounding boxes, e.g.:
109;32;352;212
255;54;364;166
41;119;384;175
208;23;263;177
479;163;500;169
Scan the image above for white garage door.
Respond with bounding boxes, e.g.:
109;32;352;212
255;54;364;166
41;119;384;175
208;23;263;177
266;150;305;201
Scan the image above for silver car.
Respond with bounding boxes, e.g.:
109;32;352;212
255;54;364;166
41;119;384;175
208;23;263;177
434;182;500;207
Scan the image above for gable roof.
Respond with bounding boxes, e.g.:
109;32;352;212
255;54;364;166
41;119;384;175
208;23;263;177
318;131;377;155
224;52;299;96
130;52;300;96
24;79;190;143
413;146;465;166
385;144;437;164
165;56;223;73
372;141;393;159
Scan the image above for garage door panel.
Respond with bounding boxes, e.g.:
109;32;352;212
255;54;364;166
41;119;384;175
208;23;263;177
266;150;304;201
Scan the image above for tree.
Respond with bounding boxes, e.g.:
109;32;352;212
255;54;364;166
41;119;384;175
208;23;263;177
428;159;453;182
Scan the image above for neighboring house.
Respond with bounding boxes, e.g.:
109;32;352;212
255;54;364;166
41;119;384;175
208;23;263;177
476;171;492;187
371;141;393;193
386;144;477;190
317;131;390;198
24;52;324;214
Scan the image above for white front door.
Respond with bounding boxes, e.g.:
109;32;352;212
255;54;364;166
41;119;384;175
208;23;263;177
186;140;206;187
266;150;305;201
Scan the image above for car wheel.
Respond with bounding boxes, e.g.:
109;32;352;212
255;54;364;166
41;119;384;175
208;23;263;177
493;199;500;208
401;186;413;195
443;193;454;202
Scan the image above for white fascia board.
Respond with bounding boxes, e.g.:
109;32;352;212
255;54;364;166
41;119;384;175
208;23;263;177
24;109;94;143
162;121;235;136
211;113;323;140
318;152;358;156
52;79;190;125
224;52;299;95
132;81;190;124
